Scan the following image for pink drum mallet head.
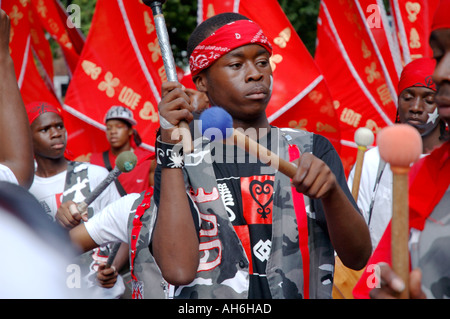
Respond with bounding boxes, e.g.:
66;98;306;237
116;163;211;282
377;124;422;172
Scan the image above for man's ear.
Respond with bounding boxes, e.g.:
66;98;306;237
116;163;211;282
193;73;207;93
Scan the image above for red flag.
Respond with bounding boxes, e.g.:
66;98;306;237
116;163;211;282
198;0;342;154
390;0;439;64
54;0;85;55
28;3;54;84
30;0;81;74
3;0;60;108
63;0;166;160
4;1;30;79
359;0;402;89
315;0;400;174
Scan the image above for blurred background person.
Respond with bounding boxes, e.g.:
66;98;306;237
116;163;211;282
90;106;155;196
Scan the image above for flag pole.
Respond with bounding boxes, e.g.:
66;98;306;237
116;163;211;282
143;0;193;154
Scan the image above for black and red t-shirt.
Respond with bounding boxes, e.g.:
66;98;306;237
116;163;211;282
210;132;275;298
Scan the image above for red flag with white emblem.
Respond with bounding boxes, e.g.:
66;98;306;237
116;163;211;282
315;0;400;174
3;0;61;109
30;0;82;75
389;0;439;64
63;0;165;160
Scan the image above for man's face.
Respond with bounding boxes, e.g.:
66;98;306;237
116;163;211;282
31;112;66;160
195;44;272;124
430;28;450;125
105;119;132;149
397;86;438;135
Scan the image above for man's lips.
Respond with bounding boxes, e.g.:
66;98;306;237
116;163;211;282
51;143;65;150
246;87;268;99
406;119;424;126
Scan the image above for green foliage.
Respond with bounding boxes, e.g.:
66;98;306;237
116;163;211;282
162;0;198;68
278;0;320;56
64;0;97;37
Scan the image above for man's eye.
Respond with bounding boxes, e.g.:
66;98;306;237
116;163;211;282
402;95;413;100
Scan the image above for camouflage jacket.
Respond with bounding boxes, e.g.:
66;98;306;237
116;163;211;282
127;128;337;299
174;128;335;299
410;187;450;298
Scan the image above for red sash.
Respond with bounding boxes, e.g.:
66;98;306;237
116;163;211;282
409;142;450;230
288;144;310;299
130;188;154;299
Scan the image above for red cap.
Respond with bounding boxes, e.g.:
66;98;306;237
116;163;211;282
26;101;62;125
398;57;436;95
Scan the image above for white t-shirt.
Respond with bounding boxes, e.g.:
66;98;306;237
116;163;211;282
29;162;123;298
348;147;392;250
29;163;121;221
0;163;18;184
84;193;141;246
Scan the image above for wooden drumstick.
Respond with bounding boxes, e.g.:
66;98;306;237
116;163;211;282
377;124;422;299
351;127;374;201
199;107;297;178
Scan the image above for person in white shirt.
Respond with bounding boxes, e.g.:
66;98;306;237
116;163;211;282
69;190;167;299
0;164;18;185
72;193;141;250
27;101;125;298
348;57;447;251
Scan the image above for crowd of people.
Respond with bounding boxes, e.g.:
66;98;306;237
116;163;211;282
0;0;449;300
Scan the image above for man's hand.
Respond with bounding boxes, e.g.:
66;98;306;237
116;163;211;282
56;201;88;229
158;82;195;144
291;153;338;199
97;263;118;289
185;88;209;113
369;263;426;299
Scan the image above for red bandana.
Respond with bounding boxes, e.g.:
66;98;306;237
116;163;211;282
26;101;62;125
431;0;450;32
189;20;272;77
397;57;436;95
